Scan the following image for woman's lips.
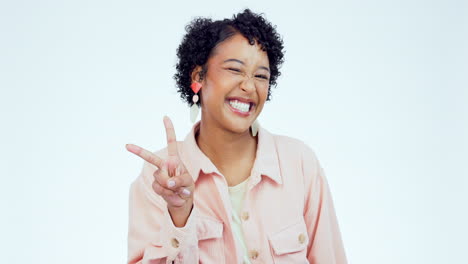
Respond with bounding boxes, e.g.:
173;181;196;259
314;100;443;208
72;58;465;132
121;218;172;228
225;100;254;117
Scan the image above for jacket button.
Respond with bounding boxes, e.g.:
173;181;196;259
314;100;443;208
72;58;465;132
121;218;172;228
171;238;179;248
241;211;250;221
298;233;306;244
249;249;259;259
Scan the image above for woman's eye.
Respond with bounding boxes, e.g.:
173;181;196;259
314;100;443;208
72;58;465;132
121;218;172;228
256;75;269;80
228;68;241;73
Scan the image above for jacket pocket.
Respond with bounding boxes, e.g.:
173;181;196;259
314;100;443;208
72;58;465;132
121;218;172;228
197;216;223;240
268;220;309;263
197;216;225;264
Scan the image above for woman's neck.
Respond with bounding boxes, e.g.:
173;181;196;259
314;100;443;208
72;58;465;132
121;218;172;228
196;119;257;178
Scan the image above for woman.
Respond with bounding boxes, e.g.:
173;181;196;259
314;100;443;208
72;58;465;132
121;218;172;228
125;9;347;264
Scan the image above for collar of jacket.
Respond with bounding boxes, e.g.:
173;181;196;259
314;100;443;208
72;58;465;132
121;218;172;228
179;121;283;186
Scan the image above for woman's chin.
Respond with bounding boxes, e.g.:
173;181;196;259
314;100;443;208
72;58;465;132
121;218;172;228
212;105;260;134
223;118;253;135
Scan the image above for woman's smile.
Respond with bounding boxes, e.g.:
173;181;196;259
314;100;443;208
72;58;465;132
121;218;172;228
225;97;256;117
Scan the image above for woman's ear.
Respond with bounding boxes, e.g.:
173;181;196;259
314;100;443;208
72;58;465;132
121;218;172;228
191;65;203;83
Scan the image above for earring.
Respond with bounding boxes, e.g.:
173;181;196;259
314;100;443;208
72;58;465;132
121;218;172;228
190;82;202;123
251;119;259;137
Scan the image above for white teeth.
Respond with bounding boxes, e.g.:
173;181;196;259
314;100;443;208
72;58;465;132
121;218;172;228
229;100;250;113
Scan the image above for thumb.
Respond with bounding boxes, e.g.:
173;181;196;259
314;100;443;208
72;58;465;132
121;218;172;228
177;187;192;199
167;171;192;190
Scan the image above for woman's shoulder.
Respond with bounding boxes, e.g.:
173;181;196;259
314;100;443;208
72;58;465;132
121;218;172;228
265;129;323;187
266;129;318;159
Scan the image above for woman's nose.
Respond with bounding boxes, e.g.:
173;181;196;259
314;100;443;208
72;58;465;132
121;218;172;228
240;75;256;93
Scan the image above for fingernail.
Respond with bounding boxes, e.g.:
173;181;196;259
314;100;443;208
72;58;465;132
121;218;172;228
167;180;175;188
182;189;191;195
126;144;140;153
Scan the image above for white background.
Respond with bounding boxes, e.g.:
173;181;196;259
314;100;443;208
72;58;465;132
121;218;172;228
1;0;467;263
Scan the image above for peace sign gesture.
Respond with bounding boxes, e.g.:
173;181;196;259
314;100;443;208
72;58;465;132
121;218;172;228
126;116;194;227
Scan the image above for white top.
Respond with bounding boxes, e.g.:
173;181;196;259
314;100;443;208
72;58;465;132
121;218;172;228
228;178;251;264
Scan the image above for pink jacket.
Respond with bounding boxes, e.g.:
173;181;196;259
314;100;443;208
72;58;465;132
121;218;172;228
127;122;348;264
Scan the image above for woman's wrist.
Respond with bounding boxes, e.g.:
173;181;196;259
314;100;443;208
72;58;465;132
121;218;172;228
168;200;194;227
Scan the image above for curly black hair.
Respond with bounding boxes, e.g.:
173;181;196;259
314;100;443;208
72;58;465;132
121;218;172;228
173;9;285;106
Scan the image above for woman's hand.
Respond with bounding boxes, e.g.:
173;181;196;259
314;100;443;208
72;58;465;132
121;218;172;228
125;116;194;227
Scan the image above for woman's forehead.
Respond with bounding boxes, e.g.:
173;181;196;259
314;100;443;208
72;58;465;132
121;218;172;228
211;34;269;65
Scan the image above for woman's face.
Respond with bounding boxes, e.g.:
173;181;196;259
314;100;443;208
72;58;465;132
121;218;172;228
196;33;270;135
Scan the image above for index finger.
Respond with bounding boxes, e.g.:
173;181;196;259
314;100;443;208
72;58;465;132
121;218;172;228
163;116;178;157
126;144;162;168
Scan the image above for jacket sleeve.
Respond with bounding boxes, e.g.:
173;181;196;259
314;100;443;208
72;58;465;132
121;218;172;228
127;161;199;264
302;145;348;264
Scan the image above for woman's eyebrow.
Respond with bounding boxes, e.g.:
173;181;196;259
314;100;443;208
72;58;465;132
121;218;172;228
223;58;270;73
